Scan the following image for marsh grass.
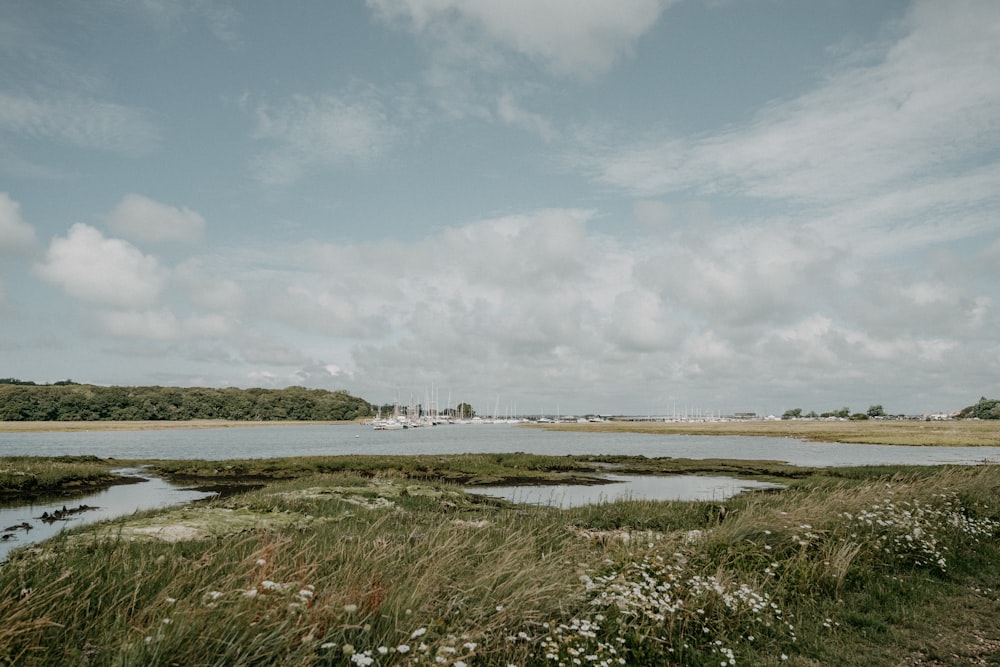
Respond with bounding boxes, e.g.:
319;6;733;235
149;453;617;487
1;461;998;665
542;419;1000;446
0;456;119;497
148;454;812;492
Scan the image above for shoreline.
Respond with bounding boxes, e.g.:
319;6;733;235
0;418;997;446
535;418;1000;446
0;419;352;433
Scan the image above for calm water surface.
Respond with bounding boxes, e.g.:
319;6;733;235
467;474;783;508
1;423;998;467
0;468;215;562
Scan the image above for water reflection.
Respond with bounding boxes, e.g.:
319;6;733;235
1;469;216;562
466;474;783;508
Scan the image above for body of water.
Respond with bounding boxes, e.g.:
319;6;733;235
0;423;998;467
467;473;783;508
1;468;215;562
3;424;998;561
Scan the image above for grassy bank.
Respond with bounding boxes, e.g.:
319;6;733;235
145;453;812;489
0;456;122;498
1;456;998;665
538;419;1000;446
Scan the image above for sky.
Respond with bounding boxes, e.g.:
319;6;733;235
1;0;998;417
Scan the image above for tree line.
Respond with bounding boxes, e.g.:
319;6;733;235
781;405;887;420
782;398;1000;420
957;397;1000;420
0;382;373;422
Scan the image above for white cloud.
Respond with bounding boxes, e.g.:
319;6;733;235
95;308;232;340
901;281;954;307
271;284;376;338
0;192;37;256
95;308;180;340
496;92;555;140
237;332;312;366
437;208;591;287
843;264;998;341
107;194;206;244
761;314;959;372
185;276;246;313
606;289;682;352
633;199;714;234
0;91;158;154
256;205;989;411
251;92;398;185
34;224;165;307
368;0;673;79
19;199;989;413
580;0;1000;245
630;224;840;331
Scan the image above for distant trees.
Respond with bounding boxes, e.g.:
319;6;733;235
781;405;886;420
779;399;1000;420
957;397;1000;420
813;407;851;419
0;378;77;386
0;384;373;422
456;402;475;419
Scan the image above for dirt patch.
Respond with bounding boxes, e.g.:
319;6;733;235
86;506;323;543
272;480;467;510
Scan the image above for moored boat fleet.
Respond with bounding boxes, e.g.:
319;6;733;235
367;413;534;429
366;407;606;430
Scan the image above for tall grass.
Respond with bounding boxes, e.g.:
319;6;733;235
1;465;998;665
149;453;608;486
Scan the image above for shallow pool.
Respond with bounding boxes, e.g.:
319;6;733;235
465;473;783;508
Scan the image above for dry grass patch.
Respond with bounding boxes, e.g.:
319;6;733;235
541;419;1000;446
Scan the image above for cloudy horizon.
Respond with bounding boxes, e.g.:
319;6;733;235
1;0;998;417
